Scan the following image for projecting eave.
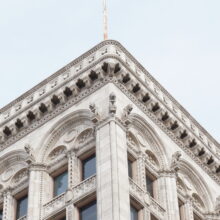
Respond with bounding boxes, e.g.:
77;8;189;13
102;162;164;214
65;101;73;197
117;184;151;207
0;40;220;183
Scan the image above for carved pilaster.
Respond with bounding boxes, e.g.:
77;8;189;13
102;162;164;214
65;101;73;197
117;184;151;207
27;163;48;220
96;117;130;220
157;170;180;220
137;153;146;189
67;150;80;188
3;189;16;220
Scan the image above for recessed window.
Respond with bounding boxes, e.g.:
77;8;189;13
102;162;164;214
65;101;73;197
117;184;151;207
178;199;184;220
193;213;202;220
128;159;133;178
150;214;158;220
82;154;96;180
80;200;97;220
146;173;154;198
130;199;144;220
16;195;28;219
54;170;68;197
130;205;138;220
128;154;136;180
0;209;3;220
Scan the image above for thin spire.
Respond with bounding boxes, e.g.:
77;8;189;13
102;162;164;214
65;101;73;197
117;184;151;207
103;0;108;40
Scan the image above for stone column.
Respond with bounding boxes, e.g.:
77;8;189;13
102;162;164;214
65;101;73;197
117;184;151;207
157;171;180;220
179;198;194;220
27;163;49;220
96;117;130;220
2;189;16;220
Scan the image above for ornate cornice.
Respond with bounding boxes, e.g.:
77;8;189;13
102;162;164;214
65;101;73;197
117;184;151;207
0;41;219;185
0;40;219;152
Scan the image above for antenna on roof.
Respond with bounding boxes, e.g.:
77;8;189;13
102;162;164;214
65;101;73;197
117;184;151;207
103;0;108;40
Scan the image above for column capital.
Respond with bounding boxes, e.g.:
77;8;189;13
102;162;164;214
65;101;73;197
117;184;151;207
158;169;177;178
2;187;13;197
66;149;76;158
29;163;48;172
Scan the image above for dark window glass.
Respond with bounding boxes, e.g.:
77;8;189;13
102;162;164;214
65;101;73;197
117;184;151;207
178;200;183;220
54;171;68;196
128;159;133;178
82;154;96;180
80;200;97;220
194;214;202;220
146;175;154;197
0;210;2;220
130;205;138;220
150;214;158;220
16;196;28;219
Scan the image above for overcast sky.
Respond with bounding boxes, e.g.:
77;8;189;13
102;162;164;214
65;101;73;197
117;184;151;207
0;0;219;142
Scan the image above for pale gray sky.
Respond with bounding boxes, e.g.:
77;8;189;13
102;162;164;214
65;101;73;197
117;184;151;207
0;0;219;142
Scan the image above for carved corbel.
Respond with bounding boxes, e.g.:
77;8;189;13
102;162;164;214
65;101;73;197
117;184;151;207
207;159;217;172
109;93;116;115
89;103;101;123
24;144;36;165
200;154;211;164
170;151;182;173
59;93;66;104
169;120;181;134
121;104;133;126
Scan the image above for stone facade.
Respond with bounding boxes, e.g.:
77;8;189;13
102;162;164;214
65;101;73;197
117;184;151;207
0;40;220;220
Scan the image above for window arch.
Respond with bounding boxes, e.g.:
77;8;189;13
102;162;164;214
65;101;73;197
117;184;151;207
177;159;214;213
129;114;169;170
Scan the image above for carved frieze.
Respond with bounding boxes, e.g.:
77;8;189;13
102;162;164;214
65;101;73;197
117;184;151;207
12;168;28;185
48;146;66;161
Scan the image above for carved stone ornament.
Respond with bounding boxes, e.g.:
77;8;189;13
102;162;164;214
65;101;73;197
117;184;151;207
136;133;146;146
1;167;15;182
192;193;205;210
215;195;220;212
127;132;139;154
64;129;78;143
12;168;28;184
176;178;186;193
48;146;66;160
24;144;36;164
122;104;133;125
145;150;159;168
89;103;100;123
24;144;33;156
76;128;93;145
170;151;182;172
109;92;116;115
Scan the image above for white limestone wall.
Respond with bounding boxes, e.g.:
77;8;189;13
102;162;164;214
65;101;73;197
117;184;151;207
0;83;219;220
